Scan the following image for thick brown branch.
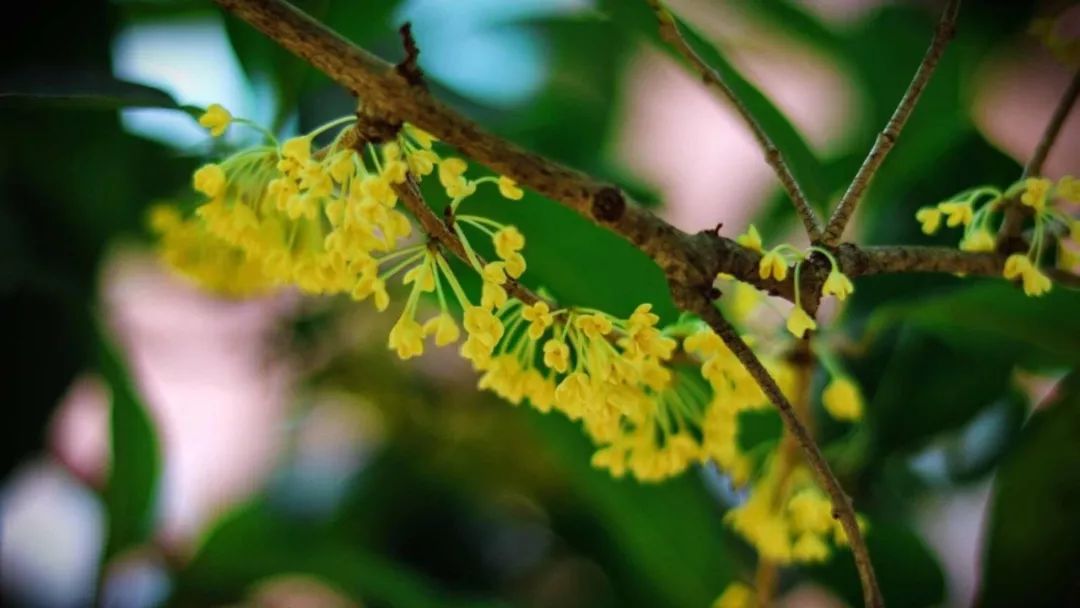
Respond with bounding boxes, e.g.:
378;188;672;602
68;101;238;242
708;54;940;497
691;302;882;608
393;178;541;306
822;0;961;245
213;0;703;291
645;0;821;240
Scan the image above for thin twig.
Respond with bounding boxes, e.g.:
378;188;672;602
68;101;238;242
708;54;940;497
693;303;883;608
1024;68;1080;178
645;0;822;240
998;69;1080;251
393;177;542;306
822;0;961;245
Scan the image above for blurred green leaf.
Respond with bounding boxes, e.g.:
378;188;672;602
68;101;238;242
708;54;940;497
0;71;196;113
981;373;1080;607
868;281;1080;370
808;520;945;608
862;326;1013;455
529;414;735;608
177;501;506;608
98;325;160;557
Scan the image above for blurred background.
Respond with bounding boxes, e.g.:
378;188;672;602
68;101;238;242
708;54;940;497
2;0;1079;607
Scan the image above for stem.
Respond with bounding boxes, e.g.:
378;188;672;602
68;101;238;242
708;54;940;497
822;0;961;245
645;0;821;240
694;303;882;608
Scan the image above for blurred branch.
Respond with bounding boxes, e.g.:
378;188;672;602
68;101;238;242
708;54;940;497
822;0;961;246
691;303;883;608
645;0;822;241
998;68;1080;251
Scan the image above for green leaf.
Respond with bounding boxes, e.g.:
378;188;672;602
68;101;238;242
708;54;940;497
177;501;505;608
528;414;735;608
981;373;1080;607
861;326;1014;455
0;71;196;113
807;520;946;608
98;325;161;557
867;281;1080;370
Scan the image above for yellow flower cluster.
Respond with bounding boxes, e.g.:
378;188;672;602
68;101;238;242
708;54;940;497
916;177;1080;296
736;225;856;339
727;462;861;565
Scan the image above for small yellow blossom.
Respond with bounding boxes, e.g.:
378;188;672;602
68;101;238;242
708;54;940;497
493;226;525;260
822;270;854;301
1058;176;1080;202
959;228;995;252
758;249;788;281
915;207;942;234
497;176;524;200
522;302;554;339
423;313;460;346
786;306;817;338
504;252;527;278
193;164;227;199
481;281;508;310
1004;254;1052;297
792;533;830;562
939;201;974;227
543;339;570;373
281;136;312;162
576;314;613;339
1020;177;1052;213
822;376;863;421
735;224;763;253
712;582;754;608
483;261;507;285
388;316;425;359
198;103;232;137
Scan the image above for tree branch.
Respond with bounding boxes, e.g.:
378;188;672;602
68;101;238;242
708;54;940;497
691;302;882;608
822;0;961;245
392;177;542;306
998;68;1080;251
212;0;706;291
645;0;822;240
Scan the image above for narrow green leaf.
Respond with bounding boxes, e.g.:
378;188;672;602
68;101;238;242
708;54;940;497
0;71;195;114
98;325;161;557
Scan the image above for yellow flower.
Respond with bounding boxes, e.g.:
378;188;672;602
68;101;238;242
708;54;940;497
388;316;424;359
504;252;527;278
786;306;816;338
493;226;525;260
481;281;508;310
736;224;763;253
403;262;435;292
787;489;833;534
1021;265;1052;297
1021;177;1052;213
438;157;468;186
628;303;659;330
575;314;612;339
522;302;554;339
758;249;788;281
1003;253;1032;280
938;201;974;227
198;103;232;137
822;270;854;300
497;176;524;200
482;261;507;285
822;376;863;421
406;149;437;177
351;275;390;311
915;207;942;235
1058;176;1080;202
792;533;830;563
959;228;995;252
193;164;227;198
684;329;723;358
423;313;460;346
712;582;754;608
463;306;504;349
543;339;570;373
404;124;435;149
281;136;312;162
